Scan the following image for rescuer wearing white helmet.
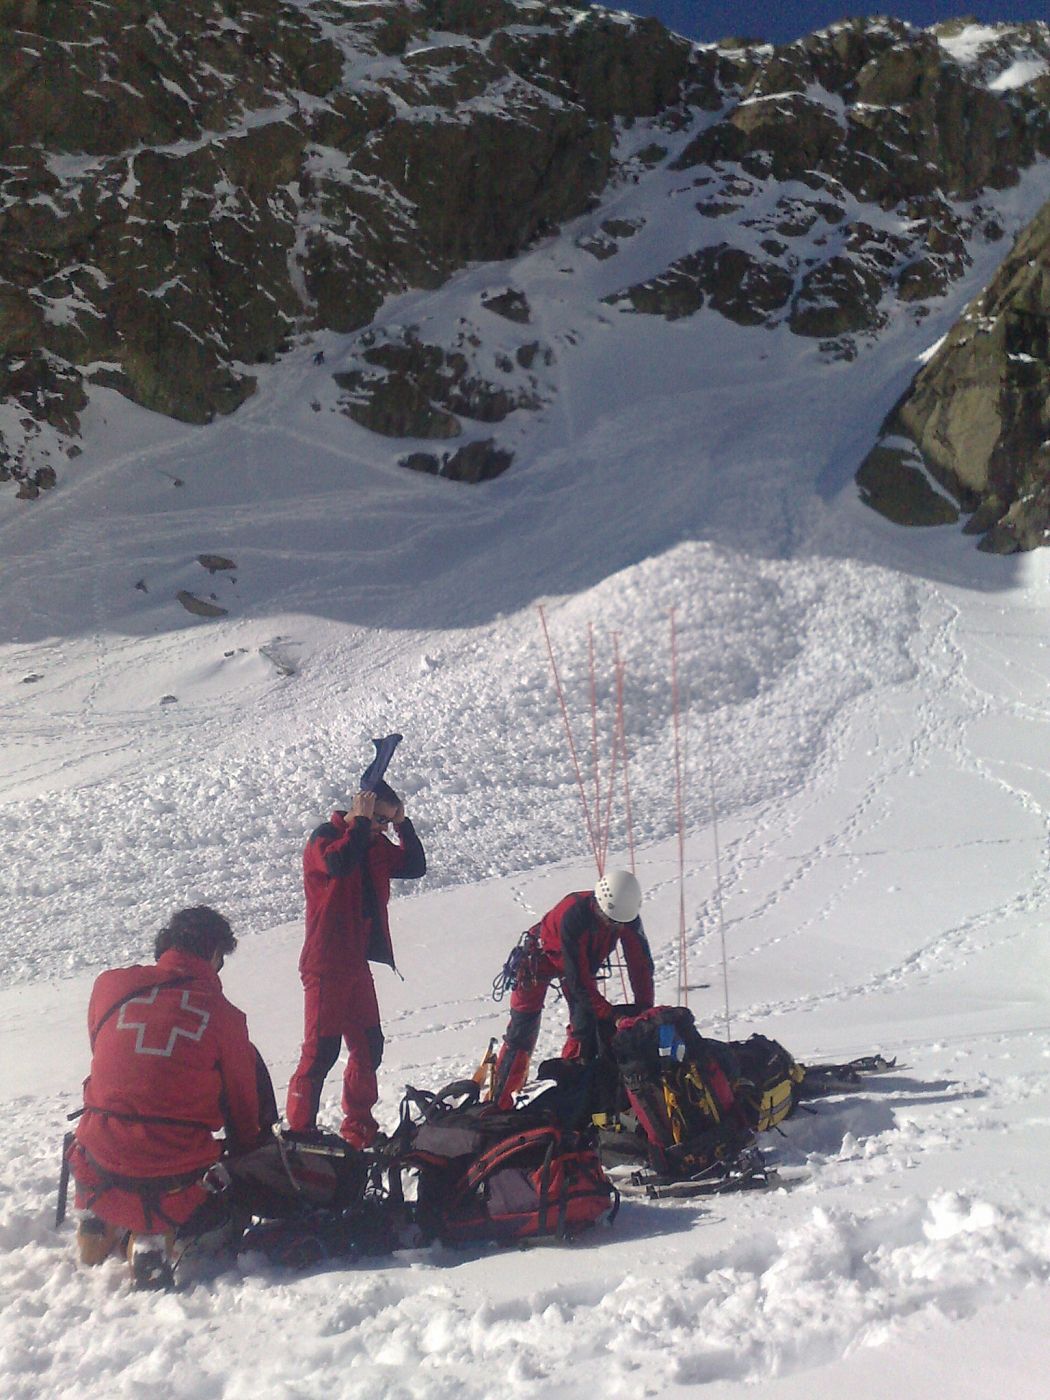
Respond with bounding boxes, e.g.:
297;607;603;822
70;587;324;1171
490;870;654;1108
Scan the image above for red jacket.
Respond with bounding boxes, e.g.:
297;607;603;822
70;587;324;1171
535;890;654;1031
299;811;426;978
74;948;262;1182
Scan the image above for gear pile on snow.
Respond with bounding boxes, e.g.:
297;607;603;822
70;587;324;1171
581;1006;898;1196
59;1007;895;1279
227;1082;619;1270
607;1007;752;1180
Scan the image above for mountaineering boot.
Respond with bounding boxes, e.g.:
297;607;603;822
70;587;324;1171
127;1232;176;1291
339;1112;380;1152
75;1213;123;1267
276;1123;325;1146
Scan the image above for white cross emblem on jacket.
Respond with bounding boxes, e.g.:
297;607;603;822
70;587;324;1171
117;986;211;1057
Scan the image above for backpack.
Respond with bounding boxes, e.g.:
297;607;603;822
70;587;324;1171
728;1033;807;1133
610;1007;753;1179
222;1132;371;1218
389;1080;618;1244
237;1195;399;1267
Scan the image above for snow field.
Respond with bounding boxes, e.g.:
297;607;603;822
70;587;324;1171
3;25;1050;1394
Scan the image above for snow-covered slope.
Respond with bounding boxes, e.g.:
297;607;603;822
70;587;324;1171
3;22;1050;1400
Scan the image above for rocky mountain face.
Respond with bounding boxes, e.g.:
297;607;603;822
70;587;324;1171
2;1;1049;544
858;199;1050;552
1;0;690;487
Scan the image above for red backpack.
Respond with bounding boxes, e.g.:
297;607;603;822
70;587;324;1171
391;1082;618;1244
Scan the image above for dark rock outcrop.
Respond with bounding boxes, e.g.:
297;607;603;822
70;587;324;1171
333;323;546;440
606;244;795;325
614;19;1050;351
176;590;229;618
400;438;514;482
489;11;695;121
855;442;963;527
859;198;1050;550
1;0;654;489
481;289;532;324
198;554;237;574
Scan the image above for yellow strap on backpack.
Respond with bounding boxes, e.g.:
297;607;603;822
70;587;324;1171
663;1067;721;1144
755;1079;793;1131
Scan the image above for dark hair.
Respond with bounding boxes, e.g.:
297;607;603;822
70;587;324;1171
154;906;237;963
369;779;400;808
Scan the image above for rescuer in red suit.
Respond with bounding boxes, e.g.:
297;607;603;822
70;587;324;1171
69;905;275;1287
490;870;654;1109
285;779;426;1148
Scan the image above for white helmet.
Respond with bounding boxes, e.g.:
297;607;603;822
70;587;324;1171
594;869;642;923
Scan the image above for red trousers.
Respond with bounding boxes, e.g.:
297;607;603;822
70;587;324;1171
491;958;588;1107
285;971;383;1148
70;1139;210;1234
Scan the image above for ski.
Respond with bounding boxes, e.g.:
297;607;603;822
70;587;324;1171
618;1171;770;1200
273;1125;360;1158
617;1161;811;1200
613;1145;785;1199
848;1054;899;1073
799;1054;900;1098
